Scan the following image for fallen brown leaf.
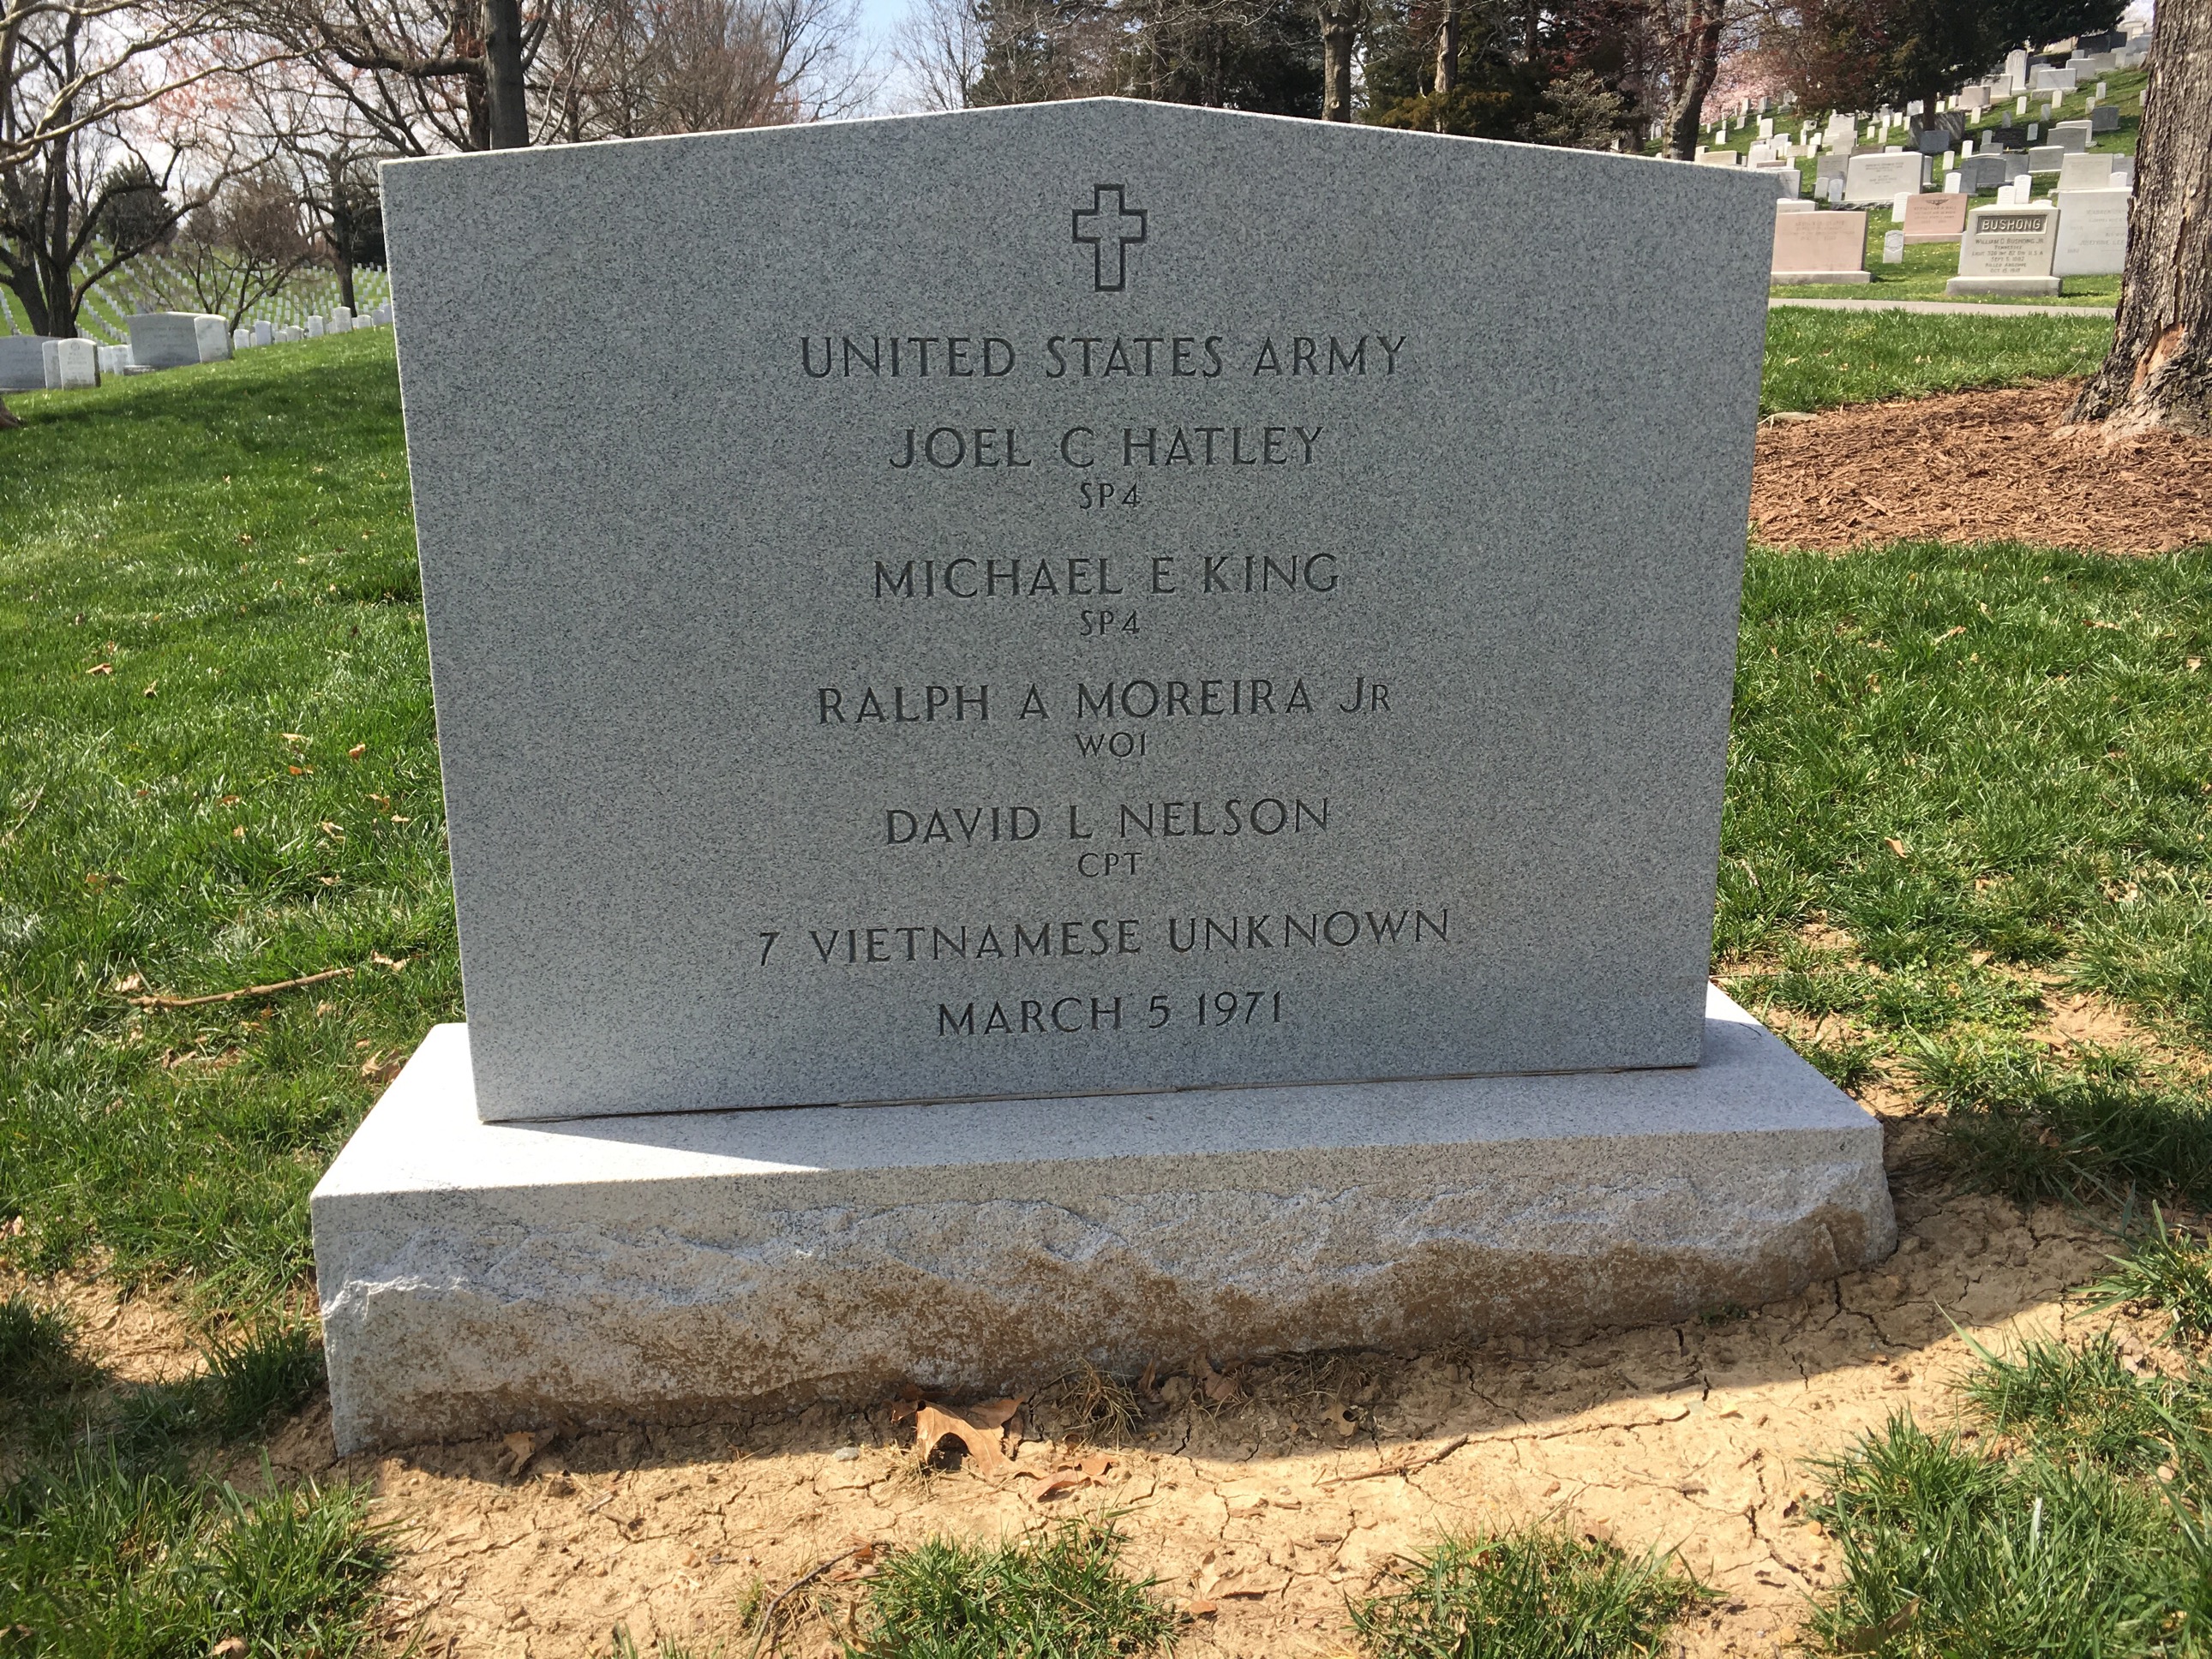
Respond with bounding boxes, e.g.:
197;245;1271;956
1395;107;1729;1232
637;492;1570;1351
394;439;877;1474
914;1398;1022;1476
1884;836;1909;859
497;1429;549;1477
1027;1452;1114;1502
87;662;113;675
347;744;366;760
1196;1357;1241;1403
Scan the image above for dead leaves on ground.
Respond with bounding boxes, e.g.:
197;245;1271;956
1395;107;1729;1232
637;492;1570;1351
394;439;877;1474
1028;1451;1117;1502
496;1428;553;1479
896;1393;1024;1477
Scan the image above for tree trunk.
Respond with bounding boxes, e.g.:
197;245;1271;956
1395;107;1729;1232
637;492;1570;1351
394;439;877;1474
485;0;531;147
1523;0;1538;63
1435;0;1458;95
2068;0;2212;432
0;398;20;430
1319;0;1362;120
1661;0;1726;160
1663;0;1734;160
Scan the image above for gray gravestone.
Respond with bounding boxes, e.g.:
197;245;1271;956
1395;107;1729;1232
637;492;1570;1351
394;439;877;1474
310;101;1894;1455
2028;145;2065;174
2053;188;2131;276
383;100;1775;1123
0;335;55;391
2089;105;2119;134
1957;154;2011;193
129;312;211;369
2059;151;2121;191
255;320;274;346
1843;151;1923;202
2050;120;2092;153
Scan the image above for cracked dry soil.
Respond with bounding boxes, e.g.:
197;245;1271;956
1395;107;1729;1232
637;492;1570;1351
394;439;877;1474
220;1173;2145;1659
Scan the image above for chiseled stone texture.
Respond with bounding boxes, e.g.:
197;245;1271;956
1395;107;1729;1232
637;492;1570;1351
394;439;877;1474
315;987;1895;1453
381;99;1777;1122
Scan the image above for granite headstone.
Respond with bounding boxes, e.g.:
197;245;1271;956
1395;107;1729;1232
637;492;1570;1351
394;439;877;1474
1900;190;1969;242
2059;152;2121;190
309;101;1894;1458
2052;188;2131;277
129;312;217;369
381;99;1777;1122
0;334;55;391
1843;151;1922;202
1948;202;2060;295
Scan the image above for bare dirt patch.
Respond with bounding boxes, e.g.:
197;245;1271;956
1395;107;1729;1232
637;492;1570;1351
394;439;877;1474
0;1264;201;1386
1751;380;2212;554
247;1190;2149;1659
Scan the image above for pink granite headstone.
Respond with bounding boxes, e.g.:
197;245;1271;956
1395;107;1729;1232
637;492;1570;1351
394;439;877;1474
1771;209;1870;281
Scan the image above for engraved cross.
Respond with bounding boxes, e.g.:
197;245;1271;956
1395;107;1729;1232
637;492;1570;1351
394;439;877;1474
1072;185;1147;292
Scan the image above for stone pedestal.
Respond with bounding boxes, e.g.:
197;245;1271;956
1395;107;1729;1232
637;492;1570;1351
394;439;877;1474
314;988;1895;1454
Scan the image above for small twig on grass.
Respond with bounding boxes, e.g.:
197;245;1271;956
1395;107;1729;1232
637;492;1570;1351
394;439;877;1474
747;1547;861;1659
126;966;355;1009
1320;1434;1472;1487
0;785;44;845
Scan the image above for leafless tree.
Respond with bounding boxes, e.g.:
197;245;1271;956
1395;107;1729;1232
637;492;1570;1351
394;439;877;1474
891;0;984;109
535;0;860;134
238;0;537;153
2069;1;2212;432
233;69;389;309
171;168;317;324
0;0;271;424
1;131;205;338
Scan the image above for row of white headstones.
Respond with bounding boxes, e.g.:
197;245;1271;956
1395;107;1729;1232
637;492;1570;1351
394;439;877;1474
229;301;396;354
28;302;398;391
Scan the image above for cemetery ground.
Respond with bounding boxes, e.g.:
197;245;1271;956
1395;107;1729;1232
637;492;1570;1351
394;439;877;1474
2;322;2210;1657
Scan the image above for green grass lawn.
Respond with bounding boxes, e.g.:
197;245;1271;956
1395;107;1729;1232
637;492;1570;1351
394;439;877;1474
1761;307;2111;412
3;310;2209;1656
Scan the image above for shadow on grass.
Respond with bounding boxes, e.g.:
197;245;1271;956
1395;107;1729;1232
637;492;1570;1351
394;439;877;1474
0;1297;390;1659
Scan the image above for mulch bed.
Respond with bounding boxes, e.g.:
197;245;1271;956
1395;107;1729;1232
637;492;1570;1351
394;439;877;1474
1750;380;2212;554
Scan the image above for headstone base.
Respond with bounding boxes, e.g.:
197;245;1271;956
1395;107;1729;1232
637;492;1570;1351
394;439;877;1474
1945;275;2062;295
1902;232;1965;245
313;988;1896;1455
1771;270;1873;285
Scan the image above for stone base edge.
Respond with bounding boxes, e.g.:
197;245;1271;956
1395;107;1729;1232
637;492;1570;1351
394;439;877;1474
1771;271;1873;285
313;991;1897;1453
1946;277;2063;295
